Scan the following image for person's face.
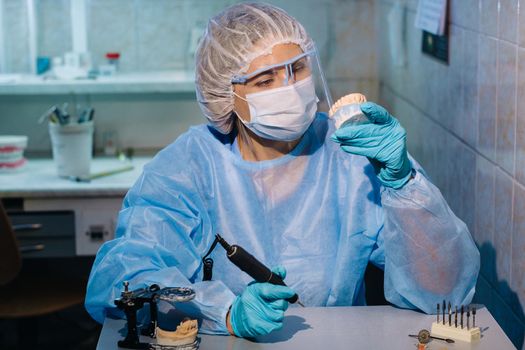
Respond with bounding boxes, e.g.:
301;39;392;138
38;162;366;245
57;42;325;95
233;43;311;122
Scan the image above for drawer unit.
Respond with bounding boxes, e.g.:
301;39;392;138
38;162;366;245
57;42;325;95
24;197;122;256
8;210;75;258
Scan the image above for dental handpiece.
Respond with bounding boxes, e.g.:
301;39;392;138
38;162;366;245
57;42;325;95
215;234;304;307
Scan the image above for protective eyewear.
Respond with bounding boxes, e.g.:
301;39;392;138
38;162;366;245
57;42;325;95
232;44;333;114
231;50;315;88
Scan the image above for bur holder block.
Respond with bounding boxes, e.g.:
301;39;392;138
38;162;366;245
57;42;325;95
431;321;481;343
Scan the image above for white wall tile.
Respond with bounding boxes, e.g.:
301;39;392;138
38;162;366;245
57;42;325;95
478;36;498;161
87;0;137;71
37;0;72;59
3;0;30;72
516;48;525;185
494;167;514;300
480;0;499;37
135;0;187;71
496;41;517;175
498;0;519;43
450;0;480;32
462;30;479;147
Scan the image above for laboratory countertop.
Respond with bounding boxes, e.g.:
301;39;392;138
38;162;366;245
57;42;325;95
0;157;152;198
97;305;516;350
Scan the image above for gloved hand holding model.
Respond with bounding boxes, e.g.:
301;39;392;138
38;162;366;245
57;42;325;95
228;266;295;338
331;102;412;189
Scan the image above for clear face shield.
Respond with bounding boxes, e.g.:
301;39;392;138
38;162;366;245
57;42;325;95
231;44;333;114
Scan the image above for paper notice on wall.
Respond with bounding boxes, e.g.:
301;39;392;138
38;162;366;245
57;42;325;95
415;0;448;36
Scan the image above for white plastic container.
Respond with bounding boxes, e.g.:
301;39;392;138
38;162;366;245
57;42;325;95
48;122;94;178
0;135;28;172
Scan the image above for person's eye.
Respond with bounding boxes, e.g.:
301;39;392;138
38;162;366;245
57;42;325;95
254;79;274;87
293;63;305;72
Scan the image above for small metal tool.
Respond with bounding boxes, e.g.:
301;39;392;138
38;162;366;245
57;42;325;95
461;305;464;329
437;303;440;323
448;301;451;326
408;330;455;344
467;307;470;330
87;107;95;121
78;107;95;123
38;105;59;124
431;335;455;344
60;103;71;124
68;164;134;182
472;306;476;327
442;300;446;325
455;305;458;328
410;330;431;344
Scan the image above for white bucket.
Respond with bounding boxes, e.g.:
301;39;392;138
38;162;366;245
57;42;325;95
49;122;94;178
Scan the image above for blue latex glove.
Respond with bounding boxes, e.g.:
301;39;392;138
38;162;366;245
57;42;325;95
331;102;412;189
229;266;295;338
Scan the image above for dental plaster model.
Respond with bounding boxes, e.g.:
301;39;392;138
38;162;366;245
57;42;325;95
329;93;368;129
156;318;198;346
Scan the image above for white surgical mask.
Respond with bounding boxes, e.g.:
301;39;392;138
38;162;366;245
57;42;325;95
234;76;319;141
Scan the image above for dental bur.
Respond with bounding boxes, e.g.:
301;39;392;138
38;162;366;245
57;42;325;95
443;300;446;325
448;302;452;326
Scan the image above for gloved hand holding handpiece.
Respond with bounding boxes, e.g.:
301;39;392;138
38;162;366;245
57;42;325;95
227;266;295;337
214;234;299;337
330;97;412;189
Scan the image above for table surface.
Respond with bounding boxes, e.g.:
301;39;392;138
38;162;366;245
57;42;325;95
97;305;516;350
0;157;151;198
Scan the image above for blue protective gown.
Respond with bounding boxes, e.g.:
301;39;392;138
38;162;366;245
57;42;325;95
85;113;480;334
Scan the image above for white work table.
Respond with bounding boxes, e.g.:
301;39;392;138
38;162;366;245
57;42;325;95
97;305;516;350
0;157;151;198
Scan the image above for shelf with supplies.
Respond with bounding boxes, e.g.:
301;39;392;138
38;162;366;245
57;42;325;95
0;70;195;95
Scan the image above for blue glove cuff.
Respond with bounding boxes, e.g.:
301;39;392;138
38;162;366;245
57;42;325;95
377;157;412;189
230;296;244;337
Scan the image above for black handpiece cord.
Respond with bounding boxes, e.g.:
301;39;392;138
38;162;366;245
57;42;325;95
201;236;221;281
215;234;304;306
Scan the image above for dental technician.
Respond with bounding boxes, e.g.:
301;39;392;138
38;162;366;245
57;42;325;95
85;2;480;338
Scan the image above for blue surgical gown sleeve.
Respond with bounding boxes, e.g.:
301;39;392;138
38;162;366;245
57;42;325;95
369;160;480;314
84;153;236;334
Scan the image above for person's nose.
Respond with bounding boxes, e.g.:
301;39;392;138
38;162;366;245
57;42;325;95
278;65;296;86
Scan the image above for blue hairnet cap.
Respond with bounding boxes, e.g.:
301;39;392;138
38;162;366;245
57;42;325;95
194;2;314;134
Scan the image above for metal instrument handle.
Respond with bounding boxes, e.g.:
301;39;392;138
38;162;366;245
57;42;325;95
19;244;45;253
13;223;43;231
